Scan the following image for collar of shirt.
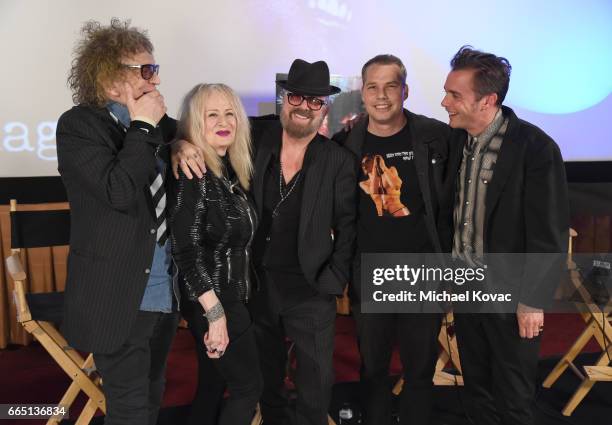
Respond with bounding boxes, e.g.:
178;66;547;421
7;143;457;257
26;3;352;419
466;108;505;151
106;101;131;128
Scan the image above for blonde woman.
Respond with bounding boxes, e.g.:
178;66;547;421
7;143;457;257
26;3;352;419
169;84;262;425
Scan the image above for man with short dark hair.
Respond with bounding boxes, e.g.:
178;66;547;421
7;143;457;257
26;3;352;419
57;19;178;425
441;46;569;425
336;54;451;425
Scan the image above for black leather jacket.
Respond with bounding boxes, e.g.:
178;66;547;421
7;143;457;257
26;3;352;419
169;169;257;303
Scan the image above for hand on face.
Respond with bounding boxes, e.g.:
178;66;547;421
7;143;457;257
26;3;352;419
110;51;165;124
124;83;167;125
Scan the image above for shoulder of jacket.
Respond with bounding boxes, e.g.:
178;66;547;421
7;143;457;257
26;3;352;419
58;105;111;131
506;115;559;158
407;110;448;129
322;136;355;160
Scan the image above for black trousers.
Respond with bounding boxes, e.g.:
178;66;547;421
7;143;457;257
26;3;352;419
249;286;337;425
454;313;541;425
182;298;263;425
94;310;179;425
353;308;441;425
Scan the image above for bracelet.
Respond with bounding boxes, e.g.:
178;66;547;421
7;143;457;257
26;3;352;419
203;302;225;322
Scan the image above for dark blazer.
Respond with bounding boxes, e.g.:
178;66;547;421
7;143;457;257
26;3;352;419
56;104;176;353
338;109;452;253
441;106;569;307
250;118;357;296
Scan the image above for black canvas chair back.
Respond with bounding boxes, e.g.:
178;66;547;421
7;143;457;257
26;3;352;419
10;209;70;248
9;207;69;323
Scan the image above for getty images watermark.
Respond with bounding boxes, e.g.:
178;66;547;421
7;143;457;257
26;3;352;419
371;262;504;302
359;253;610;314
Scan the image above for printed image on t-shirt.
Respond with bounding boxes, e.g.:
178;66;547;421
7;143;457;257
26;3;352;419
356;124;433;253
359;154;410;217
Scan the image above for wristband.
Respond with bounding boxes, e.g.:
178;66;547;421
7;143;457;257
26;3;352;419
203;302;225;322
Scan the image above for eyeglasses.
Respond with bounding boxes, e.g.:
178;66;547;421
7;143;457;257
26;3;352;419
122;64;160;80
286;93;327;111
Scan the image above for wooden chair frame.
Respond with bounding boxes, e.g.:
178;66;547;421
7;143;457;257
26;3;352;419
5;200;106;424
392;311;463;396
542;229;612;416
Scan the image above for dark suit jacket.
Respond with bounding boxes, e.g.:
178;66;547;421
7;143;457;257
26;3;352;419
337;109;452;254
56;104;176;353
441;105;569;308
250;118;357;296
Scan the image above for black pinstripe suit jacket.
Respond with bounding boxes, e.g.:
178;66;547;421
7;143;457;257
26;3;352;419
56;104;176;354
250;119;357;296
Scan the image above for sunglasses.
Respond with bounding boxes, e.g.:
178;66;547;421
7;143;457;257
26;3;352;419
122;63;160;80
286;92;327;111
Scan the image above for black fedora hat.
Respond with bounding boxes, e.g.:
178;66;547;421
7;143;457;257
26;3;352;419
277;59;341;96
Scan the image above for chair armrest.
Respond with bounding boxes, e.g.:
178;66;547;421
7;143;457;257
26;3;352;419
5;253;30;322
5;253;27;281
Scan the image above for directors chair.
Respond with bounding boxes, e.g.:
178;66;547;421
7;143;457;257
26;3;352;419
5;199;106;424
542;229;612;416
392;311;464;396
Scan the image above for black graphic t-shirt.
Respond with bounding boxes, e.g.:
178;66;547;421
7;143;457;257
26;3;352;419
357;123;433;254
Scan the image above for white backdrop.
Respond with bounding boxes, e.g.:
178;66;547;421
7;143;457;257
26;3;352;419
1;0;611;176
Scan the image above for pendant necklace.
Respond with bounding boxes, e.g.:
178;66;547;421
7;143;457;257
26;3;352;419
271;160;301;217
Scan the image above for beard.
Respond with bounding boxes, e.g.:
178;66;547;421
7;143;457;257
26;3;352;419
280;107;325;139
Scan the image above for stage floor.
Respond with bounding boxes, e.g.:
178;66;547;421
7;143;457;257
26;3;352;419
0;315;608;424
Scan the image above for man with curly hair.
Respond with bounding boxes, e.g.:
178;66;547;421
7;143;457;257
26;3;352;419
56;19;179;425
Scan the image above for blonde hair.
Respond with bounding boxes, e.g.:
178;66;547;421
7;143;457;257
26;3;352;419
178;84;253;190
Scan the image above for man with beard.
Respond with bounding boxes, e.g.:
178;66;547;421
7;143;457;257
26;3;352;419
173;59;356;425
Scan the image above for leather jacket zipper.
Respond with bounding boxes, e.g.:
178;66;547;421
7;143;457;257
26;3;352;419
226;247;232;287
226;178;256;302
243;198;256;302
